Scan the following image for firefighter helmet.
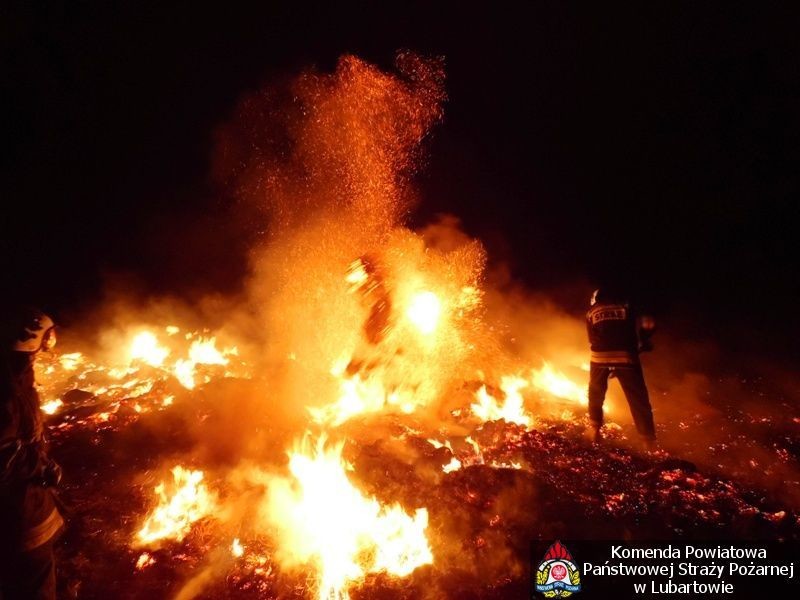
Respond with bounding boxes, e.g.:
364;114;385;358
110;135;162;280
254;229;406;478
11;308;56;353
591;287;624;306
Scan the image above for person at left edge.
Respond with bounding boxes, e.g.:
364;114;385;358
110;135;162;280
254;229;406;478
1;308;64;600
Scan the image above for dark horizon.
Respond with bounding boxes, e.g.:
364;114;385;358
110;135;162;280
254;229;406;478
2;2;798;362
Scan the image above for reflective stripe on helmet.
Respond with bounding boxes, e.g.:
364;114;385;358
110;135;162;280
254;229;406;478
12;310;56;353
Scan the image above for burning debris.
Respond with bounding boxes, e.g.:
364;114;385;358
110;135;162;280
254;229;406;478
34;325;246;430
472;377;532;428
260;435;433;599
29;52;799;599
137;466;218;546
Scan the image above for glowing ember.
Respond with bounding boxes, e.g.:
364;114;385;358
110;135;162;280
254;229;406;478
264;436;432;600
442;456;462;473
40;398;64;415
405;290;442;335
427;438;463;472
231;538;245;558
137;466;218;545
135;552;155;570
471;376;532;427
58;352;85;370
33;325;248;436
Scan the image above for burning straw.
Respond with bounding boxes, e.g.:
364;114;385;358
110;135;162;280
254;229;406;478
35;52;800;600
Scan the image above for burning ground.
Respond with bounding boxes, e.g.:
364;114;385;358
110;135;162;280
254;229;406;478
40;343;800;600
34;54;800;599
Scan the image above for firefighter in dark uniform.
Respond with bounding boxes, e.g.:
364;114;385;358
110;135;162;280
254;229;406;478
1;309;64;600
585;289;656;447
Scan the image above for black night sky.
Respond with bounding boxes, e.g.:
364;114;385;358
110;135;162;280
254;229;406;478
2;3;798;361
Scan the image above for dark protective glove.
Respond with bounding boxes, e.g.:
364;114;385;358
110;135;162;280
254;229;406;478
638;315;656;352
40;457;63;487
28;444;63;487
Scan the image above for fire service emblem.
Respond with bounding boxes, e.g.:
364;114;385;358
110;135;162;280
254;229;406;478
534;540;582;597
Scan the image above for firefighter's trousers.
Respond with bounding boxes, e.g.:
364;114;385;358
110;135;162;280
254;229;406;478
588;362;656;440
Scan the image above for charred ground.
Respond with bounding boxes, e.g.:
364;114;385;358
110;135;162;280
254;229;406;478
46;374;798;599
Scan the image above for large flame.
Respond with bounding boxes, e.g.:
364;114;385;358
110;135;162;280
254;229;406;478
307;238;488;428
130;331;171;367
174;336;233;389
471;376;532;427
530;361;587;406
137;466;218;545
263;436;432;599
29;54;611;599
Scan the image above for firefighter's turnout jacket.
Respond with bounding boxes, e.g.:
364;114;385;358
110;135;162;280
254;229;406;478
1;353;63;551
586;301;640;366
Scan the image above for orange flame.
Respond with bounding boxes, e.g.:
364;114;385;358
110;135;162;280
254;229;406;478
137;466;218;545
130;331;170;367
40;398;64;415
405;290;442;335
471;376;532;427
530;361;587;406
263;436;432;599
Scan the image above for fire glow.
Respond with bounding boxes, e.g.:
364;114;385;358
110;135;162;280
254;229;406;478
137;466;218;546
27;54;689;600
406;290;442;335
35;327;244;419
263;436;432;600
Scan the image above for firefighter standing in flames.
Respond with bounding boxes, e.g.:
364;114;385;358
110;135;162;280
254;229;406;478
1;309;63;600
585;289;656;448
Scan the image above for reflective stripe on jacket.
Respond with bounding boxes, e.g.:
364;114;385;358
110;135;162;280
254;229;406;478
590;350;637;365
586;302;640;359
1;353;63;551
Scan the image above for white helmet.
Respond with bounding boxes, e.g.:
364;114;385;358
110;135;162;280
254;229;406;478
12;309;57;353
